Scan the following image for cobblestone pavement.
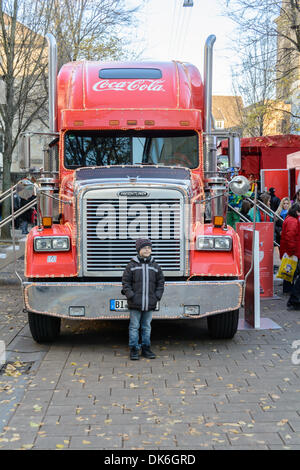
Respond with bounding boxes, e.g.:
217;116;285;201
0;259;300;450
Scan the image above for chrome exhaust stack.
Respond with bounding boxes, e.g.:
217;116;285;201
203;35;227;226
44;33;58;176
46;33;57;136
203;34;217;178
202;36;248;227
35;34;58;229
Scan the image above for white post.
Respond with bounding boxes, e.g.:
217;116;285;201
254;230;260;328
0;340;5;366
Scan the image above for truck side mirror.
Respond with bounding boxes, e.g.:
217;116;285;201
228;175;250;196
228;134;241;169
19;134;31;171
16;179;36;200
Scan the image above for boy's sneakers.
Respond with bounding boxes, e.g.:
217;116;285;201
130;347;140;360
130;346;156;360
141;346;156;359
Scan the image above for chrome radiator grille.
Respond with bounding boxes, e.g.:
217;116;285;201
82;189;185;276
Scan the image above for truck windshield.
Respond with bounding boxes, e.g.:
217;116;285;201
64;130;198;169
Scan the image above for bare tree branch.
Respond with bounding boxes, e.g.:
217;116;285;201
223;0;300;135
0;0;146;238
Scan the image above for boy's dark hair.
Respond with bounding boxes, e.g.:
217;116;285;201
288;203;300;218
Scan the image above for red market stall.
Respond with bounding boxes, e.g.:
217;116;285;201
220;135;300;200
287;151;300;198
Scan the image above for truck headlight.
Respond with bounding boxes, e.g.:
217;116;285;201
196;236;232;251
34;236;70;252
196;237;214;250
52;238;69;250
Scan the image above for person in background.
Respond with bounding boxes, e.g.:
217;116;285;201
279;203;300;297
227;190;243;229
239;200;252;221
19;196;31;234
248;174;258;193
275;197;291;220
248;192;273;222
13;193;21;229
269;188;281;212
274;197;291;246
292;189;300;205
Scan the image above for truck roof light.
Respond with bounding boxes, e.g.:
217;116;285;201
144;120;155;126
180;121;190;126
99;68;162;79
109;120;119;126
74;120;84;126
127;120;137;125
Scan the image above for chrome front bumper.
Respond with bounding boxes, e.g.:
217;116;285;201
23;280;243;320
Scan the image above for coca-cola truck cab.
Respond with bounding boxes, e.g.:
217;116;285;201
21;35;249;342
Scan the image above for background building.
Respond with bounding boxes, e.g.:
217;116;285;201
0;13;48;190
212;95;243;132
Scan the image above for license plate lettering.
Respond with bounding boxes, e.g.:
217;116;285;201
110;299;159;311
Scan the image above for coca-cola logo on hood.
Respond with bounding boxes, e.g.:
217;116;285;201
92;79;166;92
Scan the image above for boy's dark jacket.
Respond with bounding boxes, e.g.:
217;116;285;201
122;255;165;312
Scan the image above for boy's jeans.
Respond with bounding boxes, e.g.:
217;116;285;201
129;310;153;349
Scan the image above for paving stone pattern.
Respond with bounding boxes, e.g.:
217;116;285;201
0;259;300;450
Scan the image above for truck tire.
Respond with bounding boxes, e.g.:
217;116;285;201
207;309;239;339
28;312;61;343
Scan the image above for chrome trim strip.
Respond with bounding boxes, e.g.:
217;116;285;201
23;280;243;320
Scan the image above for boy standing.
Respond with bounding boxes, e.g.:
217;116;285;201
122;239;165;360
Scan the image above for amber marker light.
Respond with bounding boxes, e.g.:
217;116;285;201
213;216;224;227
180;121;190;126
42;217;53;228
127;120;137;125
144;120;155;126
109;120;119;126
74;120;84;126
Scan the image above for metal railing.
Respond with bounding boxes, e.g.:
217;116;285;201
0;184;37;230
0;182;18;203
0;198;37;230
229;197;283;247
0;183;37;282
245;197;284;223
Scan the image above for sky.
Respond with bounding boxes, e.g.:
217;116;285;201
134;0;238;96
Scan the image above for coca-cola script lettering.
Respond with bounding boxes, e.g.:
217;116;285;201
92;79;165;92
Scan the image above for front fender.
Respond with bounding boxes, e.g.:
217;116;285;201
25;224;77;278
189;224;242;277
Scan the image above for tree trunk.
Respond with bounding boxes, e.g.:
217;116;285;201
1;125;13;240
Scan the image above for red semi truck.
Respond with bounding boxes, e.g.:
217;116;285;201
20;34;249;342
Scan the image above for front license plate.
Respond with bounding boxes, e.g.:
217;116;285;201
110;299;128;311
110;299;160;311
